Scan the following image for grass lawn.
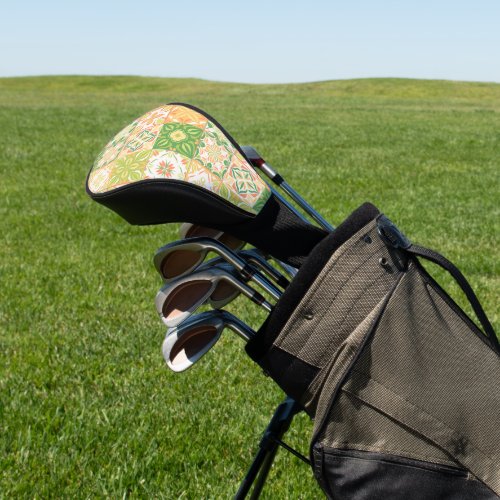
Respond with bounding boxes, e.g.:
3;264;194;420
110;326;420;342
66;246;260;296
0;76;498;498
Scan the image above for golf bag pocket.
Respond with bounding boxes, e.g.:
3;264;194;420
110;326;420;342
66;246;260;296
314;446;494;500
246;202;500;499
246;202;404;411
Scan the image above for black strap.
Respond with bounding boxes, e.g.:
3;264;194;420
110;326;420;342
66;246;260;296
407;244;500;354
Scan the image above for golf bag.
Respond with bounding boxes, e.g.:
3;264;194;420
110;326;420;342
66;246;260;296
246;203;500;499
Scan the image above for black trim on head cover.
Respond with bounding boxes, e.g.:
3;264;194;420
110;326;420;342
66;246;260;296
86;178;252;226
88;179;327;266
246;202;380;361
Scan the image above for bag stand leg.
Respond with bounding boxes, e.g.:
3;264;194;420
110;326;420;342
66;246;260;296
235;397;303;499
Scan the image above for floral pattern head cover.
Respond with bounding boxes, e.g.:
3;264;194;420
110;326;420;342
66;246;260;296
87;104;271;215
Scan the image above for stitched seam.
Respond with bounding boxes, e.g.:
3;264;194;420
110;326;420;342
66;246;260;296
321;441;460;468
322;452;467;481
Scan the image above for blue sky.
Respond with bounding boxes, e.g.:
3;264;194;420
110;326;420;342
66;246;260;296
1;0;499;83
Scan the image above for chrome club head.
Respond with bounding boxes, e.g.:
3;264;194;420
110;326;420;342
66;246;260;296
155;265;273;328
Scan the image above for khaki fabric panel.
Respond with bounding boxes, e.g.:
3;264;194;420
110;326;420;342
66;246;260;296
320;390;460;468
271;219;402;372
309;265;397;371
349;264;500;494
303;294;392;414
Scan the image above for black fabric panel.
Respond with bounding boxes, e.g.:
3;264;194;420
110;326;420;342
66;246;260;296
246;202;380;361
315;447;498;500
217;195;328;267
258;346;320;406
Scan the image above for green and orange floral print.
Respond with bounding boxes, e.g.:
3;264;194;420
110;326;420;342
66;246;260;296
88;104;271;215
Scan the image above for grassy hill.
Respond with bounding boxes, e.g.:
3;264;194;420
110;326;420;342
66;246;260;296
1;76;498;498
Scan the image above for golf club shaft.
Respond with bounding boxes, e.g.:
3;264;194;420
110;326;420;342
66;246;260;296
249;270;281;301
179;224;298;283
278;179;333;231
241;250;289;289
242;146;334;231
226;320;256;342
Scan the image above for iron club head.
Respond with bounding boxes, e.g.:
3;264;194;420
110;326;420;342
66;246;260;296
155;265;273;328
161;310;255;372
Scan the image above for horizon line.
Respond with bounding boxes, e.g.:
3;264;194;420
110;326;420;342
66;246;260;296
1;74;500;86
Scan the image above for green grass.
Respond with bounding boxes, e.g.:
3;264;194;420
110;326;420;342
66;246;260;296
1;75;498;498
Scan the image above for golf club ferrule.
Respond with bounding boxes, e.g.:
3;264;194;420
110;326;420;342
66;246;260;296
251;292;273;313
258;162;281;183
241;146;281;181
240;262;256;281
251;294;274;312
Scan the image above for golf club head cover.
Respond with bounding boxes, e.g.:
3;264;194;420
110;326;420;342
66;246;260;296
245;202;500;499
86;103;327;266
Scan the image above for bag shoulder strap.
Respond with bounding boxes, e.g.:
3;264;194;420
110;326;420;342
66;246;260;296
377;215;499;354
407;244;499;353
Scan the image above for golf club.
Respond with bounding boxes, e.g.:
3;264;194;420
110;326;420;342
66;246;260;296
239;249;289;289
87;103;328;267
198;251;290;294
162;310;256;372
164;256;271;311
153;237;282;300
242;145;334;231
156;241;288;301
155;266;274;328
